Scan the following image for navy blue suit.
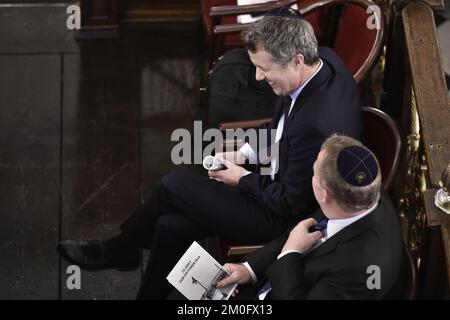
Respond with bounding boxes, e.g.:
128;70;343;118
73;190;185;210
119;47;362;299
239;47;362;218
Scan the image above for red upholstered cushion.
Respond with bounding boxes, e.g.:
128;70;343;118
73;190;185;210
301;0;328;41
334;4;377;76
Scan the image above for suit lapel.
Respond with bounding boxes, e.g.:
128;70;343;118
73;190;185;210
282;60;332;137
305;202;382;259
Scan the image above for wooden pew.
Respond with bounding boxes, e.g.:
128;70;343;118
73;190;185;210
384;0;450;299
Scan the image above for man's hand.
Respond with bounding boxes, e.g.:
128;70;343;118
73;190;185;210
214;151;246;165
216;263;252;297
208;159;249;186
282;218;323;253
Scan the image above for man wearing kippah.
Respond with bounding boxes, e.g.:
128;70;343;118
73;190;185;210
57;8;362;299
217;135;404;299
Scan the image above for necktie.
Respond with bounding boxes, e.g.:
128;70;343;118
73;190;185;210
265;96;292;167
256;218;329;300
256;280;272;298
282;95;292;120
263;96;292;162
311;218;328;232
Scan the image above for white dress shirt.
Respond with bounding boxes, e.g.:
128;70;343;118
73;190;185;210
239;59;323;180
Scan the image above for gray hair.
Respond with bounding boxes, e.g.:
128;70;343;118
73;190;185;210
319;135;382;213
242;16;319;66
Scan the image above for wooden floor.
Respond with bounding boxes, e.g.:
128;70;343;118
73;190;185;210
0;3;204;299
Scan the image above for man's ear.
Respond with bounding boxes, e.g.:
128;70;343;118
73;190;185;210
322;188;333;204
292;54;305;68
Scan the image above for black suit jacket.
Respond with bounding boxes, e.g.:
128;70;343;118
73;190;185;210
238;47;362;219
244;191;404;300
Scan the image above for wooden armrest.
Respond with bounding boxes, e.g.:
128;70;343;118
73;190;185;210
220;117;272;150
227;245;263;256
214;23;252;35
223;139;244;150
210;0;297;17
220;117;272;130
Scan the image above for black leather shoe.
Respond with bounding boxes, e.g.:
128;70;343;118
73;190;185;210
57;240;140;271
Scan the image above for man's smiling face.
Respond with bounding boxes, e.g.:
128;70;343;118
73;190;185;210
248;49;303;96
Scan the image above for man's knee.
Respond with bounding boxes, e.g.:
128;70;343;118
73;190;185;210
153;214;196;242
154;214;179;234
161;170;197;194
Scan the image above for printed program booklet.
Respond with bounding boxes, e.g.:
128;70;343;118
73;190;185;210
166;241;238;300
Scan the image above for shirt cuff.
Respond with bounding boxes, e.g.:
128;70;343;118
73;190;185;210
242;262;257;284
277;250;302;260
239;143;258;164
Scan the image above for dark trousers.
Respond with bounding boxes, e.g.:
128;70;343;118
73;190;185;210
118;170;292;299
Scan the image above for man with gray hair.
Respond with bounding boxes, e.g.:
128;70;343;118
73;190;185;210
211;7;362;214
217;135;404;299
57;8;362;299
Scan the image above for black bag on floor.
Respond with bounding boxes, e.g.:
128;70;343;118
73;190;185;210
200;48;277;129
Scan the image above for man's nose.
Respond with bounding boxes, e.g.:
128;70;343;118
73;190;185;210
255;68;265;81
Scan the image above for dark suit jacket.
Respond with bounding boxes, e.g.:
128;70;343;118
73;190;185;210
244;191;404;300
238;47;362;219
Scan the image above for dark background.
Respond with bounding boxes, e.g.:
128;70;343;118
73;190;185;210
0;1;204;299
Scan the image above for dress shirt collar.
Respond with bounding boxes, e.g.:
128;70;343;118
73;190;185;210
326;202;378;239
289;59;323;106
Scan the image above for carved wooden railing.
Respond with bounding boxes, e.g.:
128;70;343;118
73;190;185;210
383;0;450;299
